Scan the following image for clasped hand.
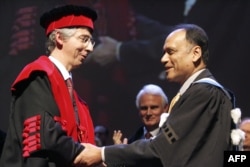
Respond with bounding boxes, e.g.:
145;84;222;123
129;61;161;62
73;143;105;167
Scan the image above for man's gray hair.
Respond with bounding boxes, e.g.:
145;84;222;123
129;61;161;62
135;84;168;108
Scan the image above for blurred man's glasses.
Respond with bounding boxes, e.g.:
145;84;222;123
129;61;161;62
78;35;95;47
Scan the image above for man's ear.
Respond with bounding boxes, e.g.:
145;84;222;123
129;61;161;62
164;104;169;113
55;31;64;45
192;45;202;62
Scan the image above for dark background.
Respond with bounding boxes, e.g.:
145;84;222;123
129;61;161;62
0;0;250;145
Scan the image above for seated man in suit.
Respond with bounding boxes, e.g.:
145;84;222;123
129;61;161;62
113;84;169;144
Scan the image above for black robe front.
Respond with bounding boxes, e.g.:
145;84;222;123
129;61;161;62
104;69;235;167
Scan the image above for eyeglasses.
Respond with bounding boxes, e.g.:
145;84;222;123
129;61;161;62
139;105;160;111
78;35;95;47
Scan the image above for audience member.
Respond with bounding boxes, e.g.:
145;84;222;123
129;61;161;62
73;23;237;167
0;5;98;167
240;117;250;151
113;84;168;145
95;125;110;146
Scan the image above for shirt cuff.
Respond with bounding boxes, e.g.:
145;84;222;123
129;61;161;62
101;146;105;161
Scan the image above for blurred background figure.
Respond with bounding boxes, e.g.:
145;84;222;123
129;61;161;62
94;125;110;146
240;118;250;151
113;84;168;145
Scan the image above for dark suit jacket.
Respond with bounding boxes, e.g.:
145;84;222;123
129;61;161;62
104;69;235;167
128;126;162;144
127;126;144;144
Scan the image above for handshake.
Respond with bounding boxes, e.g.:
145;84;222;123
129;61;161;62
73;143;105;167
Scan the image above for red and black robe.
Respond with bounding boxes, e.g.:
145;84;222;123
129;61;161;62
1;56;95;167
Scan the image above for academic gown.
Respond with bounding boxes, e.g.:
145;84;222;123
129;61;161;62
104;69;235;167
0;56;95;167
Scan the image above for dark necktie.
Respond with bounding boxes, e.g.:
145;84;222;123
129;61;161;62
66;78;79;124
66;78;73;100
145;132;152;139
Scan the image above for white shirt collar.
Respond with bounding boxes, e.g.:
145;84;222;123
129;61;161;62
179;68;205;95
143;127;160;138
49;56;72;80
